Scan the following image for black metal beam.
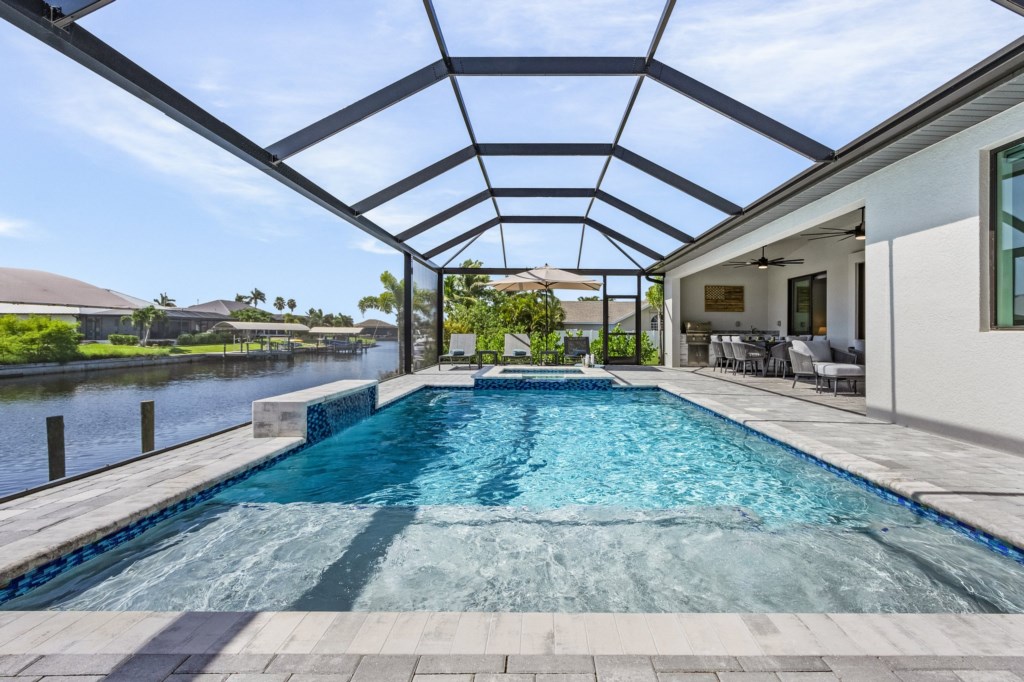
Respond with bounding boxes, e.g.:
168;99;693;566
267;60;449;161
423;217;501;259
477;143;613;156
583;219;664;261
46;0;116;27
352;146;476;215
443;268;642;276
594;190;692;242
396;190;491;241
403;253;414;374
492;188;594;198
577;0;677;268
0;0;437;266
450;56;645;76
991;0;1024;16
646;60;833;162
422;0;507;267
501;216;583;224
612;147;742;215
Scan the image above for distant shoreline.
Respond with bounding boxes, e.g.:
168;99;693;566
0;353;213;380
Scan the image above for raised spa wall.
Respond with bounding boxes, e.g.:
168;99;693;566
252;379;379;444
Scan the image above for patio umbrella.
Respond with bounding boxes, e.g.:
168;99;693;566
487;266;601;350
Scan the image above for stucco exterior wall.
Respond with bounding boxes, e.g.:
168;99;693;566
664;102;1024;453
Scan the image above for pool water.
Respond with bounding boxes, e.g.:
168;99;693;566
7;389;1024;613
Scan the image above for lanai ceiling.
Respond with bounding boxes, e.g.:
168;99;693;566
3;0;1023;272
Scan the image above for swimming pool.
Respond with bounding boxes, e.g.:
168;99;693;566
5;388;1024;613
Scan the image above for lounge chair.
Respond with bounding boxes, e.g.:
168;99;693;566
439;333;478;370
562;336;590;364
502;333;532;364
789;339;863;395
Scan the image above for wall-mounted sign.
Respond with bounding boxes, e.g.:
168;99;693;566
705;285;744;312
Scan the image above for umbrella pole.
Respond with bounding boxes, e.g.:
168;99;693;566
545;288;550;352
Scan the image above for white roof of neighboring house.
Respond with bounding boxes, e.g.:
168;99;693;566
0;267;139;309
309;326;363;335
0;302;83;316
211;321;309;333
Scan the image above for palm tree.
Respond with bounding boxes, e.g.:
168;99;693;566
273;296;286;312
358;271;401;317
234;293;247;303
248;288;266;307
120;306;168;346
153;292;176;307
286;298;297;313
306;307;325;328
443;259;491;315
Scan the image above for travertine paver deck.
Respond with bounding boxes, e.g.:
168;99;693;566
606;366;1024;550
685;366;867;415
1;365;1024;673
0;429;303;587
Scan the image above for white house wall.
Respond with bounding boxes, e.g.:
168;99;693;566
665;101;1024;453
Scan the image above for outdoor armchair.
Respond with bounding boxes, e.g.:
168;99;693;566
789;339;864;395
439;333;478;370
502;333;532;364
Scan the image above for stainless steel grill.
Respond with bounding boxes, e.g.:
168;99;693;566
682;321;712;367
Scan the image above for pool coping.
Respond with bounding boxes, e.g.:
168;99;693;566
1;367;1023;606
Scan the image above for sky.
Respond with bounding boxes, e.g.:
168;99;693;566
0;0;1021;320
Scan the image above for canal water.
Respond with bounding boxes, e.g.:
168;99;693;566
0;343;399;496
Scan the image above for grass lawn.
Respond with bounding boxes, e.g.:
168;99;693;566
78;345;170;359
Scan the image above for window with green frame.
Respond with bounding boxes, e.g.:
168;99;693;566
993;140;1024;328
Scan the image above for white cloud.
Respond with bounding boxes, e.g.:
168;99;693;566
353;236;402;256
0;217;30;239
657;0;1024;130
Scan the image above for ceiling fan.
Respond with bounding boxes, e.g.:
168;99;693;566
723;246;804;270
805;223;865;242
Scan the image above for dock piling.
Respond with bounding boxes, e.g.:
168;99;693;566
46;415;65;480
141;400;155;452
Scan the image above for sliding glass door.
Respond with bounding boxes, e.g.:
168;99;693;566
788;272;828;336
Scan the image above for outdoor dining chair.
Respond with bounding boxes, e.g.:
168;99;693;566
733;342;767;377
767;341;792;377
710;337;728;372
720;338;737;373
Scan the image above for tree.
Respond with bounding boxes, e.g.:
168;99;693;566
121;306;167;346
230;308;273;322
358;271;401;317
273;296;286;312
286;298;297;313
645;281;664;309
443;260;493;315
154;292;176;307
248;288;266;307
234;293;247;303
577;295;599;301
333;313;354;327
306;308;325;327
